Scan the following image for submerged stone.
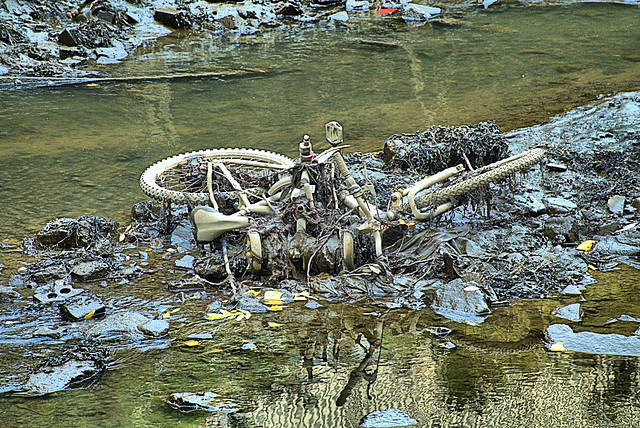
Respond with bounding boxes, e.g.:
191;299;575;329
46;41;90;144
88;311;150;339
168;391;239;412
360;408;418;427
22;342;107;396
547;324;640;356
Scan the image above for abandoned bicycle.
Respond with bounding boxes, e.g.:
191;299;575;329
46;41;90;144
140;122;545;278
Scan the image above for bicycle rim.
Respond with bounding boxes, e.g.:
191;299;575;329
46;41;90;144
140;148;296;205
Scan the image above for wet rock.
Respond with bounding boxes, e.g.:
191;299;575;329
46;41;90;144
241;342;257;350
328;11;349;22
59;47;84;60
598;220;621;236
360;408;418;427
430;279;491;324
514;194;546;215
88;311;150;339
168;391;239;412
561;285;582;296
632;197;640;211
589;234;640;257
276;2;303;16
236;294;268;313
194;252;227;280
547;324;640;356
175;254;195;269
138;319;170;338
619;314;640;322
305;299;323;309
23;342;108;396
607;195;626;215
403;4;440;21
71;260;110;281
59;292;106;321
544;197;577;214
154;8;193;29
35;216;118;250
131;201;162;223
33;326;64;338
552;303;582;322
28;259;69;283
0;285;21;300
33;282;83;304
543;216;579;243
346;0;370;12
58;28;79;47
188;332;215;340
171;220;195;251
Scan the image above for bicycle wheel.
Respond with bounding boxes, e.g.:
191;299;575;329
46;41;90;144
412;148;545;209
140;148;296;205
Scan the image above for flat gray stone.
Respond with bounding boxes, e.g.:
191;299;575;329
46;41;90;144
139;319;170;337
175;255;195;269
544;197;577;214
608;195;626;215
553;303;582;322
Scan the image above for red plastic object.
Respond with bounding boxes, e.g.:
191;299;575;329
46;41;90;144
377;8;398;14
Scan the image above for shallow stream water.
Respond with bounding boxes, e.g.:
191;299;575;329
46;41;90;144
1;3;640;427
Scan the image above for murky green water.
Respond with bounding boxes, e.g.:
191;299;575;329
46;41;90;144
1;3;640;427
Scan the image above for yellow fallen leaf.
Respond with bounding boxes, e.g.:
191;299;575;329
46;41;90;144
162;312;172;319
240;310;251;320
184;340;199;347
84;310;96;320
86;83;99;87
264;299;284;305
268;322;283;328
268;305;285;311
205;313;230;320
293;292;309;301
243;290;261;297
204;348;224;354
118;233;126;242
263;290;282;301
549;342;565;352
576;240;595;252
588;265;598;271
170;308;181;313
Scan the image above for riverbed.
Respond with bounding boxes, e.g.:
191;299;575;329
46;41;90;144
1;2;640;427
